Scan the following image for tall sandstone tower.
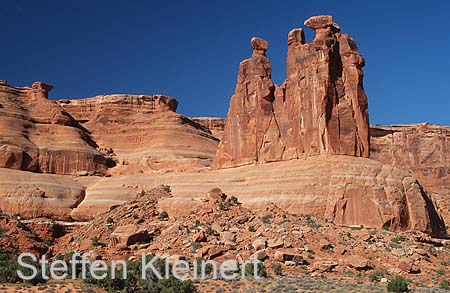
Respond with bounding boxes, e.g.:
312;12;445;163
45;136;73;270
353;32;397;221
213;15;369;169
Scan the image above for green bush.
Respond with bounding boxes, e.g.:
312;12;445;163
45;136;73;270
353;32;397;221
271;263;282;276
230;196;239;204
85;254;197;293
0;253;47;285
0;226;8;238
387;275;408;292
192;242;202;251
16;221;29;231
369;269;388;282
441;279;450;290
437;267;446;276
261;214;272;224
243;262;267;278
106;217;113;224
248;225;256;232
91;236;103;247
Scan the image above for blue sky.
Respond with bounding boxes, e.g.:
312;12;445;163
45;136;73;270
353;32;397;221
1;0;449;125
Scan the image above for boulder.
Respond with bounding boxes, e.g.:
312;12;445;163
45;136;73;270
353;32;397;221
110;224;152;247
344;255;373;271
252;239;267;250
312;260;338;273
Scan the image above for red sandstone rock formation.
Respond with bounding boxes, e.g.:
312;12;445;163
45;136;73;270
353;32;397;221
370;124;450;225
212;37;284;168
192;117;226;140
370;124;450;195
58;94;219;174
213;15;370;169
0;81;109;175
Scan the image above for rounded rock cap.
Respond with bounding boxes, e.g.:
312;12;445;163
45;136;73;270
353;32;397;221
304;15;340;31
251;37;269;52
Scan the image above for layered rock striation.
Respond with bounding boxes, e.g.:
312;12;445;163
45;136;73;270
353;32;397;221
0;81;110;175
213;15;369;169
58;94;219;174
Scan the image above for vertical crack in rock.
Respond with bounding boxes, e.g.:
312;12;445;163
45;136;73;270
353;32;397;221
213;15;370;169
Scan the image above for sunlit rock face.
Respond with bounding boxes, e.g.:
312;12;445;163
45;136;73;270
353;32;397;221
213;15;369;169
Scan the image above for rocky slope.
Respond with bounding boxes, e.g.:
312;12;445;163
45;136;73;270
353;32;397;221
52;186;450;292
0;81;110;175
58;94;219;174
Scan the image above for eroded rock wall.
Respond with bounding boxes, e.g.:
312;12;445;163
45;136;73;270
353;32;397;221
0;81;109;175
213;15;370;169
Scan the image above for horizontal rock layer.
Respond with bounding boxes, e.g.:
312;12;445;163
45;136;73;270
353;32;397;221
0;167;85;218
62;156;444;236
0;82;109;175
370;124;450;195
58;95;219;174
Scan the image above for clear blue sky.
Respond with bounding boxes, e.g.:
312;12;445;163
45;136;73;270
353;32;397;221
1;0;449;125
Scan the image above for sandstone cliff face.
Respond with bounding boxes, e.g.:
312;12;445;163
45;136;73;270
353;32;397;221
58;94;219;174
213;16;369;169
370;124;450;196
0;81;109;175
192;117;226;140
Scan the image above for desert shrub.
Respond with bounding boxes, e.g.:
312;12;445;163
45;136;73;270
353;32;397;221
369;268;388;282
271;263;282;276
0;253;47;285
437;267;446;276
192;242;202;251
261;214;272;224
16;221;29;231
387;276;408;292
230;196;239;204
85;254;197;292
0;226;7;238
106;217;113;224
194;258;213;276
391;236;407;244
218;202;231;210
243;262;267;278
159;210;169;220
304;214;321;229
248;225;256;232
441;279;450;290
91;236;103;247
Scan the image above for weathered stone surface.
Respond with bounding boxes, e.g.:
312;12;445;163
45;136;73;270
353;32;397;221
0;82;110;175
0;168;84;219
212;36;280;168
59;94;219;174
312;260;338;273
213;15;369;169
344;255;373;270
192;117;226;140
110;224;152;247
370;123;450;196
69;156;445;236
